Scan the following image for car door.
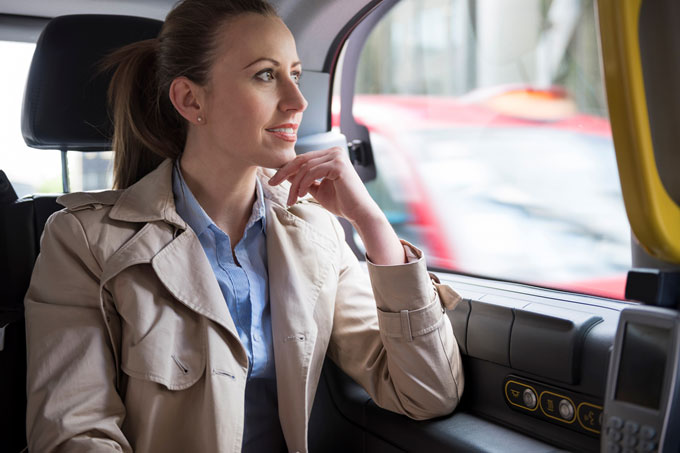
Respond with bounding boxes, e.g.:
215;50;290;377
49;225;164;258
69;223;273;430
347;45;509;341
303;0;679;451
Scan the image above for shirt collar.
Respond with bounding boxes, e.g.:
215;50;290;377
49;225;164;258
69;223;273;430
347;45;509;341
250;177;267;234
172;162;267;237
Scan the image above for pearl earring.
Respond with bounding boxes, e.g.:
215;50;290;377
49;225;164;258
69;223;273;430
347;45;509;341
197;116;203;123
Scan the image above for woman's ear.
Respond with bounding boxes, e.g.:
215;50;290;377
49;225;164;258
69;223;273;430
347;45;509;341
169;77;205;125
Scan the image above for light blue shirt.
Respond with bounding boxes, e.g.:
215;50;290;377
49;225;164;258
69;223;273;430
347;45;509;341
172;163;285;452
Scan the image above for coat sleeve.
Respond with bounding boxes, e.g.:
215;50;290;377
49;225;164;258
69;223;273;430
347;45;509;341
24;210;131;452
325;215;464;420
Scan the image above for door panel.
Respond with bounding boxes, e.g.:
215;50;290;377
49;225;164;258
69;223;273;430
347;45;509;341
311;269;628;452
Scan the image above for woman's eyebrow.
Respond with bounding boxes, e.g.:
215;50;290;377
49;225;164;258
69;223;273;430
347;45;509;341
242;57;302;70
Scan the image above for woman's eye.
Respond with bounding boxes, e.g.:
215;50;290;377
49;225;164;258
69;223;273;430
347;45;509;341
291;71;302;85
255;70;275;82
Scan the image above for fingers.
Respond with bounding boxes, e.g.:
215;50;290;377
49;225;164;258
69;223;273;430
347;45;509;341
286;155;334;205
296;161;340;197
288;161;342;205
269;147;348;206
268;149;329;186
307;180;322;198
269;147;345;186
288;152;337;192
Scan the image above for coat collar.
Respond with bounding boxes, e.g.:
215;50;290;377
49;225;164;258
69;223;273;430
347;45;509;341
108;159;184;227
108;158;292;228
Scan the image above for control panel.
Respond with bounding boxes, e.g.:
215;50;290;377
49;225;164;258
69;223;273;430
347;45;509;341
503;375;603;437
603;416;659;453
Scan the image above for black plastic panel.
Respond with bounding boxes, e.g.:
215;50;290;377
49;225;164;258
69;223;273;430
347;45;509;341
510;303;602;383
449;298;470;355
467;295;526;366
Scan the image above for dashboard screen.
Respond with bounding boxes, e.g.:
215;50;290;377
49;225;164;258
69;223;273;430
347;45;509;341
615;322;671;410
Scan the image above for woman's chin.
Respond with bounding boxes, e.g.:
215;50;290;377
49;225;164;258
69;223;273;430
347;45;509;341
264;148;297;169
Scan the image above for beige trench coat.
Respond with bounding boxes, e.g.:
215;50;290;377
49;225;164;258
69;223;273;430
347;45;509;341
24;159;464;453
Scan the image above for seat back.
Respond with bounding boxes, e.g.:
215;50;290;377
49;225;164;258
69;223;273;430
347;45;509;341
0;14;162;451
0;172;60;453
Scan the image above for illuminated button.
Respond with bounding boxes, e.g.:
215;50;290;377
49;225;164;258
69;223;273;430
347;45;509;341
505;380;536;410
539;392;575;423
539;392;560;419
640;426;657;441
577;403;603;433
523;388;537;409
558;399;574;421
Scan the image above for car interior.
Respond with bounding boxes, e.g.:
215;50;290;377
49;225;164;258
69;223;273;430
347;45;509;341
1;0;680;452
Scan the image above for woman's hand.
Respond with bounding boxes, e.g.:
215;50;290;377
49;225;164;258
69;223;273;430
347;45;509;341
268;147;406;265
268;147;375;221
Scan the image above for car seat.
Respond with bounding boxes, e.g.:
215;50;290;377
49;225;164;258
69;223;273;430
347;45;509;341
0;14;163;452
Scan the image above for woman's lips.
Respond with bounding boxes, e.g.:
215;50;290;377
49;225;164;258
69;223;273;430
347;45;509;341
265;124;298;142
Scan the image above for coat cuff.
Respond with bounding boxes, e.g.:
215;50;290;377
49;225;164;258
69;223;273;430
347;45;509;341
376;299;445;342
366;240;438;313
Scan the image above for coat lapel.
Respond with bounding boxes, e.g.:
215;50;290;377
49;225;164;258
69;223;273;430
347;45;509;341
151;227;239;340
105;159;240;343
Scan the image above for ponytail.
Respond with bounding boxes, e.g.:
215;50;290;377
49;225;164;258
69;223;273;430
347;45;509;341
105;0;278;189
105;39;185;189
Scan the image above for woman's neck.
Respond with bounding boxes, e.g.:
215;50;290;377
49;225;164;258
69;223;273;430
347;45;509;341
179;151;258;247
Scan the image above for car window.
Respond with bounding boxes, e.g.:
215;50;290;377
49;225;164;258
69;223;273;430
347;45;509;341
337;0;630;299
0;40;113;197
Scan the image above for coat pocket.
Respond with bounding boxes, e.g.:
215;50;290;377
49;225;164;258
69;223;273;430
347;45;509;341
114;268;206;391
120;311;206;390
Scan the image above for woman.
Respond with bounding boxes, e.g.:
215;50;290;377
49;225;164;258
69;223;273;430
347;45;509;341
24;0;463;452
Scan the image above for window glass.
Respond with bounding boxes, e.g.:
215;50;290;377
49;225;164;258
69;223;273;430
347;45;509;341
342;0;630;299
68;151;114;192
0;41;113;198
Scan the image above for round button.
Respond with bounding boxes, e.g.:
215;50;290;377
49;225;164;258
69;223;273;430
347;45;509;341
609;416;624;429
522;388;537;409
640;425;657;440
558;399;574;420
624;421;639;434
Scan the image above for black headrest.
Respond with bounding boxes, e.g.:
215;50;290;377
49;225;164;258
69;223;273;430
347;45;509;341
21;15;163;151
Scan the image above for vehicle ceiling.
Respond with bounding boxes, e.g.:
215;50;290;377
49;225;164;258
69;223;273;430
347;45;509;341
0;0;376;71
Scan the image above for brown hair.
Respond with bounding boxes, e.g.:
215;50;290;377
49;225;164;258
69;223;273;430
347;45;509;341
105;0;278;189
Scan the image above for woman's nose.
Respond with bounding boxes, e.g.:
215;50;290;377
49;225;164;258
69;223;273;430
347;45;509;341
280;79;308;113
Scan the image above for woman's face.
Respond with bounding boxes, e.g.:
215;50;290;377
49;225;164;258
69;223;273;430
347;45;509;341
198;13;308;170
